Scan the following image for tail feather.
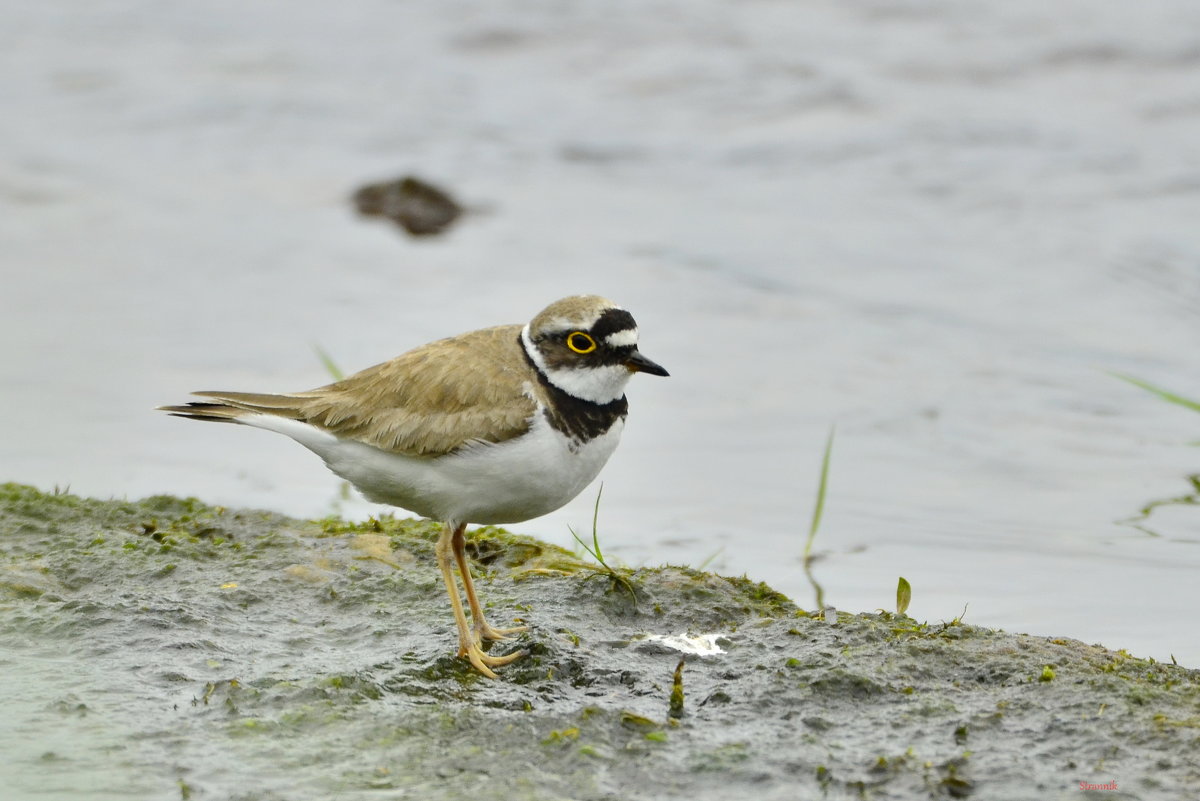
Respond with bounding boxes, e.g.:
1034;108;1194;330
158;391;307;424
192;391;307;418
156;402;244;423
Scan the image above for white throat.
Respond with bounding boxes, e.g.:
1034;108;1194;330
521;324;632;405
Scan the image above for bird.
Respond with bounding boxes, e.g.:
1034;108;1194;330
159;295;668;677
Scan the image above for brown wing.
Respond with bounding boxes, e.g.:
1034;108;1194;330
192;324;539;457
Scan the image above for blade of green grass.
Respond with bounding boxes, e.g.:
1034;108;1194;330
590;482;605;563
806;426;835;554
569;483;606;563
1111;372;1200;415
567;525;597;560
313;344;345;382
567;484;637;602
697;546;725;571
802;425;835;612
896;576;912;616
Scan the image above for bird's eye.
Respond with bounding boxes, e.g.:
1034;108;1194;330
566;331;597;354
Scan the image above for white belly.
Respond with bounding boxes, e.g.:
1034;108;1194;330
240;412;624;525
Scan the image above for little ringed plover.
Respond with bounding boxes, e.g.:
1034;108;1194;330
159;295;668;677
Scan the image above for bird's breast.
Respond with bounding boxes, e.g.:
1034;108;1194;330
315;411;625;525
432;412;626;524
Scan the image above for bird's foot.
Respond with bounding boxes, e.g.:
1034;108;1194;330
475;621;530;642
457;637;525;679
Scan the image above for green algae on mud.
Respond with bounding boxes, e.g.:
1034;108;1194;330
2;484;1199;801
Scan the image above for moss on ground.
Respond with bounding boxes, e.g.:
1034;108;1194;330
1;483;1198;800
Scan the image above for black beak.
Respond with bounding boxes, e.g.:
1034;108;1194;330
625;350;669;377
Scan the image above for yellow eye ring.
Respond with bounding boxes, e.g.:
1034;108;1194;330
566;331;597;354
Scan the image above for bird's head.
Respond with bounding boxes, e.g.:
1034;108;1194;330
521;295;668;404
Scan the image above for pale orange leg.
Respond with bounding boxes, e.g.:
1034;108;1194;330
436;522;522;678
451;524;530;644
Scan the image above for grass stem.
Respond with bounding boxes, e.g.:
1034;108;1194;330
569;484;636;601
802;426;835;612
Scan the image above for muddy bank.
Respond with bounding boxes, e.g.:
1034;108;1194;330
1;483;1196;800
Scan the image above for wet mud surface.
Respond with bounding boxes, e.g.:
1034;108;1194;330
2;484;1197;800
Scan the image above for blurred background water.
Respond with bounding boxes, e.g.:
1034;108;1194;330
3;0;1199;665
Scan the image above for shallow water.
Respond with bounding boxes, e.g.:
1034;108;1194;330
3;0;1200;671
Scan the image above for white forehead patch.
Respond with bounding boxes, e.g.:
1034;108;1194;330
543;316;578;334
604;329;639;348
529;296;624;337
542;312;602;334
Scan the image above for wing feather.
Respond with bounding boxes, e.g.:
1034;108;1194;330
193;325;539;457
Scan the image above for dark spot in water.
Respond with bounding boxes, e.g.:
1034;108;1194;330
352;175;463;236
